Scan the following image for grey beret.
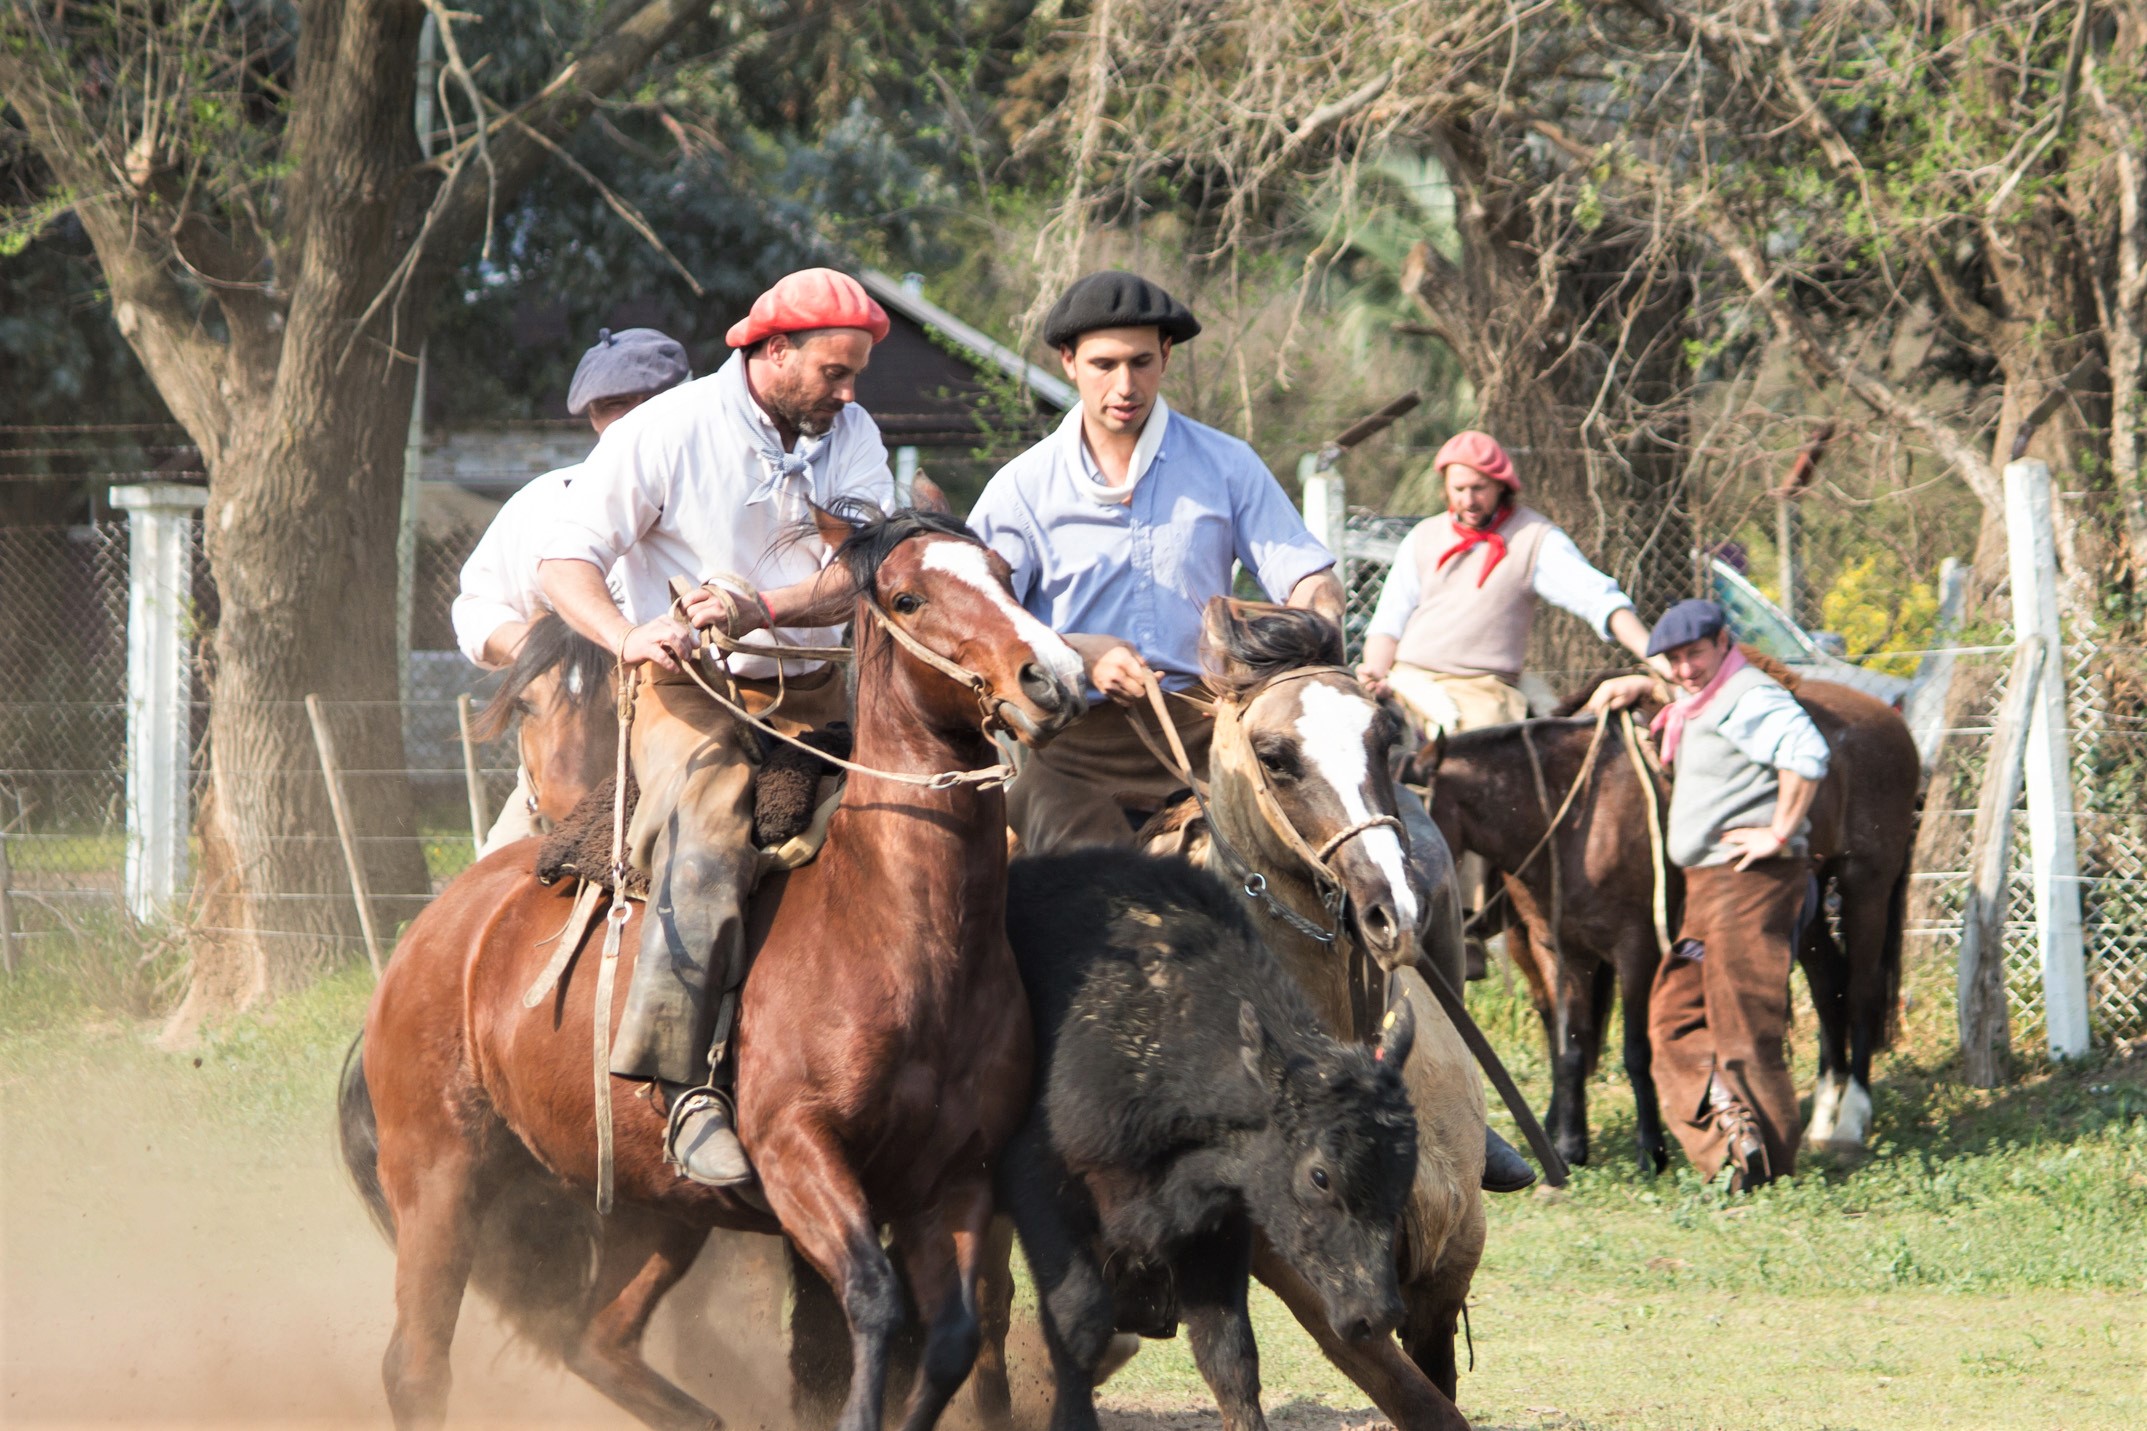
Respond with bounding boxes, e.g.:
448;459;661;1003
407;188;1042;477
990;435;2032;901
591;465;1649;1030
566;327;691;416
1042;271;1201;349
1646;598;1730;657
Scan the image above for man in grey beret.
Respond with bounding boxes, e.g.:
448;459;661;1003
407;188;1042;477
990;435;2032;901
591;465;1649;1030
451;327;691;852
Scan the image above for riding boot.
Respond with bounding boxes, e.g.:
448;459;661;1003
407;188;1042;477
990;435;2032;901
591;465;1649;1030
661;985;753;1186
610;840;754;1082
1708;1075;1770;1192
1481;1128;1536;1193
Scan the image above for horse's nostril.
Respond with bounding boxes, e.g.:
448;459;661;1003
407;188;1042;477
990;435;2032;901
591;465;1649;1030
1363;905;1393;937
1019;663;1064;711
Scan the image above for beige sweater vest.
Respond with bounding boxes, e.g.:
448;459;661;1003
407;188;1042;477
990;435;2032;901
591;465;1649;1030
1393;505;1551;682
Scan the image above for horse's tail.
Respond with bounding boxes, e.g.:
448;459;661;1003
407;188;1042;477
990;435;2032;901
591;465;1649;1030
338;1035;394;1244
1878;855;1911;1051
337;1036;602;1364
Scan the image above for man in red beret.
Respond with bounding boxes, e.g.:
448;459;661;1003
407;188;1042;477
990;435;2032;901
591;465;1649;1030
1356;430;1662;734
538;267;894;1186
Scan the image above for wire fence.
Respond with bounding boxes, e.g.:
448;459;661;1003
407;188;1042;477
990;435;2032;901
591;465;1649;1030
1333;467;2147;1047
4;437;2144;1046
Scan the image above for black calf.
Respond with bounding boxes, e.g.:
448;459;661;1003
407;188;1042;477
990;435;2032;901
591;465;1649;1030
1002;850;1419;1431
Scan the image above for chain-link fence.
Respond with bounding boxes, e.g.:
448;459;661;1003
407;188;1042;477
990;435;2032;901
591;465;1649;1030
1331;464;2147;1046
0;516;518;960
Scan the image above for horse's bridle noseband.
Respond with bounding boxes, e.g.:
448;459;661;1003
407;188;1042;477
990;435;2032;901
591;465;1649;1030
1137;665;1405;945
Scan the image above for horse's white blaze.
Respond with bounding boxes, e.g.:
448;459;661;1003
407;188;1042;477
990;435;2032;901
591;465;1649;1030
919;540;1084;690
1293;683;1419;932
565;664;585;699
1804;1070;1844;1143
1832;1078;1873;1145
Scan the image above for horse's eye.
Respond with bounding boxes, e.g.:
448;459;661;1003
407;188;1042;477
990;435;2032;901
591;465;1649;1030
891;592;923;616
1309;1166;1330;1192
1256;745;1299;780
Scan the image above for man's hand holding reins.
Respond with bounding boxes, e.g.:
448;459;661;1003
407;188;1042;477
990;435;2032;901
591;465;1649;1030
1585;673;1661;714
619;618;698;671
1066;634;1152;705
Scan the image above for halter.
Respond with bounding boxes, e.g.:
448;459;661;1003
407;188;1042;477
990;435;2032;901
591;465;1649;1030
1135;665;1403;945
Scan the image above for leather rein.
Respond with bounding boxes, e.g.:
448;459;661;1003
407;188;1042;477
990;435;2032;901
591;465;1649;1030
1133;667;1402;946
671;570;1022;792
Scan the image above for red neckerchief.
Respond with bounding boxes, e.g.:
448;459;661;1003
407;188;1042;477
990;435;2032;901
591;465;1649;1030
1434;505;1513;588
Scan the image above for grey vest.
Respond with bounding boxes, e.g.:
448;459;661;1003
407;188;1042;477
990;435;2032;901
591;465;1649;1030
1665;663;1809;868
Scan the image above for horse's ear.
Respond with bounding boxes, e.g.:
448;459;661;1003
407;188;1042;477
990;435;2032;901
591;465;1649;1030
1408;730;1448;784
809;502;856;551
1201;597;1254;685
1238;998;1280;1087
909;474;953;515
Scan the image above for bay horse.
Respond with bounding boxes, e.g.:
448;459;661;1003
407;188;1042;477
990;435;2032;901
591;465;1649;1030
339;506;1084;1431
1132;600;1485;1431
1414;671;1919;1173
468;612;619;828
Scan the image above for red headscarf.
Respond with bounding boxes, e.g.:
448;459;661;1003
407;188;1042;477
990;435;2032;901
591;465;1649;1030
726;268;891;348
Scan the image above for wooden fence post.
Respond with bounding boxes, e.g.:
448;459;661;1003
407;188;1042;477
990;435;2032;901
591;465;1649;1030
456;693;489;857
305;694;384;976
2002;460;2091;1057
0;823;18;976
1958;637;2044;1086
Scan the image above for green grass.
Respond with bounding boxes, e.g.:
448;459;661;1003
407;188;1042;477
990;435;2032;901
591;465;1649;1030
3;929;2143;1429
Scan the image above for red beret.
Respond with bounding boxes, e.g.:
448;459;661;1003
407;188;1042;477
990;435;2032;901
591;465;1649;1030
1432;430;1518;491
725;268;890;348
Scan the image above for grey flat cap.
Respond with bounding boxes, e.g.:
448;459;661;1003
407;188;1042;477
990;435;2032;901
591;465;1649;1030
566;327;691;415
1042;271;1201;349
1646;598;1730;657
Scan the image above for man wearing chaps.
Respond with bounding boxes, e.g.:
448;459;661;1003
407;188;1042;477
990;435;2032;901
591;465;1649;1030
1639;600;1829;1189
540;269;896;1186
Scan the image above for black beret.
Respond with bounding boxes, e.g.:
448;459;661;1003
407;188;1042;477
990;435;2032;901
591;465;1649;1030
1042;271;1201;349
1646;598;1730;657
567;327;691;416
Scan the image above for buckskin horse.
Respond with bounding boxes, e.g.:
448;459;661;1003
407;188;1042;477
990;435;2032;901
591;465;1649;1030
1122;600;1486;1431
338;506;1083;1431
1414;667;1919;1172
467;612;619;827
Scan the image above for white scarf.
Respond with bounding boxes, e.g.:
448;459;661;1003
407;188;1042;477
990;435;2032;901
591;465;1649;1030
721;353;828;522
1066;397;1171;505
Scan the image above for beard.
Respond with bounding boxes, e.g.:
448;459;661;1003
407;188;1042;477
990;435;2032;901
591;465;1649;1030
761;378;840;438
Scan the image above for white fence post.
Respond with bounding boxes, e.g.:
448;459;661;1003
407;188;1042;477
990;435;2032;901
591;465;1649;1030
111;482;207;923
2003;459;2091;1057
1300;458;1348;586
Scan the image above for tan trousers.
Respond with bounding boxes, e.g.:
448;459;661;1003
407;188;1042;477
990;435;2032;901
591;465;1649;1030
610;660;849;1084
478;765;544;855
1388;664;1528;918
1006;699;1215;855
1648;859;1811;1182
1385;664;1529;738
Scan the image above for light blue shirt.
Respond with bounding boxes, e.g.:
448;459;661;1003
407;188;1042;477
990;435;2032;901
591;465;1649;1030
1714;680;1833;781
968;404;1335;693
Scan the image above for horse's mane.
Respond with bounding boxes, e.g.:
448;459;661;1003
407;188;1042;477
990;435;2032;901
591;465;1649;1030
470;612;615;743
829;502;979;590
1204;604;1346;700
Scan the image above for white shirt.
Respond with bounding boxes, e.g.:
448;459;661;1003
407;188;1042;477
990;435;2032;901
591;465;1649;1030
452;466;626;667
1365;516;1634;644
1712;680;1833;781
541;352;894;678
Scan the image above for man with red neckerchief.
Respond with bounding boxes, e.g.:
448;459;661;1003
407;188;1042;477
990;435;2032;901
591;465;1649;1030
1355;430;1662;736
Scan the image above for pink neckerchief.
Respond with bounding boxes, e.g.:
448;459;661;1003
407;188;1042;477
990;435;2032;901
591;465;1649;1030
1650;645;1747;766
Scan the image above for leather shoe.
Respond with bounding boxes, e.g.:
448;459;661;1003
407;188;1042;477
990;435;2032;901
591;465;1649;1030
663;1084;755;1187
1481;1128;1537;1193
1708;1077;1770;1192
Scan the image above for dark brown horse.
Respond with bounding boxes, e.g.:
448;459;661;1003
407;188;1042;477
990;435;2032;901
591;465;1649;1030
1415;674;1919;1173
340;506;1084;1431
469;612;619;827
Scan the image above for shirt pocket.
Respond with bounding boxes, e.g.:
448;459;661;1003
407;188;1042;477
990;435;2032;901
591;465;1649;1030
1147;495;1237;599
